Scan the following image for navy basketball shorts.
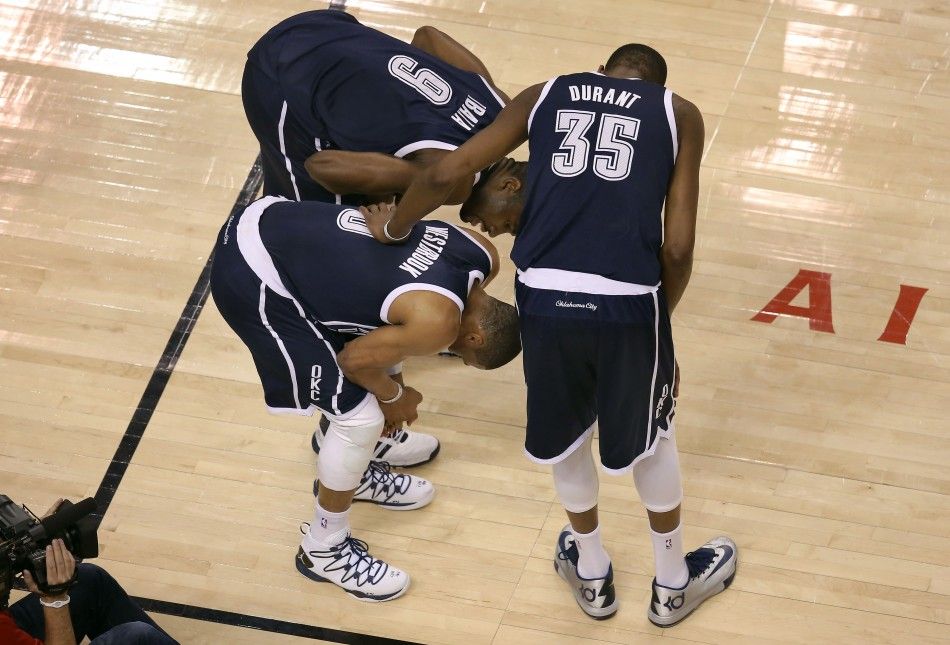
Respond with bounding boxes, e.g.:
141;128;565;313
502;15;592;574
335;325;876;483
516;282;676;473
209;215;367;418
241;61;350;204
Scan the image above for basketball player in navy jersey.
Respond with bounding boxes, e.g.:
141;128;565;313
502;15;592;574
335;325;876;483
210;197;520;601
364;45;738;623
243;9;507;206
243;9;509;470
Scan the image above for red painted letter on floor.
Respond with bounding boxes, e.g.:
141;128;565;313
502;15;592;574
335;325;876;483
878;285;928;345
751;269;834;333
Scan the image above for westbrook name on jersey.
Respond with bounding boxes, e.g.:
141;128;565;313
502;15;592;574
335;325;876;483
248;198;492;334
513;71;678;291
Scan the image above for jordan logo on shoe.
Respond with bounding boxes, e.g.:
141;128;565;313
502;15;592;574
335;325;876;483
663;593;685;611
296;548;314;569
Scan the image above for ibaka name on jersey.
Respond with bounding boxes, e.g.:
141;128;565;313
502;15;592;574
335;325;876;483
398;225;449;278
450;95;489;131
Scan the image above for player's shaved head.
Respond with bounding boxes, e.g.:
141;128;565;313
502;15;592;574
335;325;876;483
604;44;667;84
451;288;521;369
472;295;521;369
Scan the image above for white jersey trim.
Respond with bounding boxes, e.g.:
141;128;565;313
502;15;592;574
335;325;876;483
517;267;658;296
664;88;678;163
267;404;317;417
258;283;301;411
278;102;301;201
591;71;641;81
380;284;464;324
646;291;660;450
524;422;595;465
393;140;458;159
527;77;557;133
320;321;378;333
323;392;378;423
293;298;344;415
467;270;486;295
446;223;494;276
237;196;293;299
478;75;507;108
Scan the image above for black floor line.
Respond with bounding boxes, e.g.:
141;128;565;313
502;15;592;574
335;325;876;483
90;157;263;524
85;155;418;644
134;596;420;645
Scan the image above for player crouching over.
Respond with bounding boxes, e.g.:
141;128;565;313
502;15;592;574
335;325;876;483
210;197;519;601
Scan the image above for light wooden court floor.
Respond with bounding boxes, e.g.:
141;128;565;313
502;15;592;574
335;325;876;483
1;0;948;643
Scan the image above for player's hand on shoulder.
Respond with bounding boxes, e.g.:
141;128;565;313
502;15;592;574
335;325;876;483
380;385;423;427
360;201;403;244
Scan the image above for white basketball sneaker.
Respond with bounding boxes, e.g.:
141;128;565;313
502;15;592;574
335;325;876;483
553;525;618;619
296;527;409;602
313;417;440;467
313;461;435;510
648;536;737;627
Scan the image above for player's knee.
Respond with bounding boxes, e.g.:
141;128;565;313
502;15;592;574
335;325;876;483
318;396;384;490
551;435;599;513
632;432;683;513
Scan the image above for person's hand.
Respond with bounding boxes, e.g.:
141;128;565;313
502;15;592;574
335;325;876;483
23;539;75;601
673;359;681;398
361;193;398;206
360;201;407;244
380;386;423;427
382;421;401;437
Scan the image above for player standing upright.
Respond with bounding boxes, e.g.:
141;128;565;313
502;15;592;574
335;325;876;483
364;44;737;624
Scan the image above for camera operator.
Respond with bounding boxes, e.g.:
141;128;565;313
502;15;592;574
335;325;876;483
1;500;178;645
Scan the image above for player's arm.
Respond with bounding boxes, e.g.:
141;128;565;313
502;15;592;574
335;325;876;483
336;292;460;425
661;95;705;313
304;151;416;196
411;26;510;103
305;151;475;204
364;83;544;243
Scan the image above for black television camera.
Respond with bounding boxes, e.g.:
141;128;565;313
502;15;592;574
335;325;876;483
0;496;99;606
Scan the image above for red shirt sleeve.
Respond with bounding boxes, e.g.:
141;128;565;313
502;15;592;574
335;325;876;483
0;610;44;645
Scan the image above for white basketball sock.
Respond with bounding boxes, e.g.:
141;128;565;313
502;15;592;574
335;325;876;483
572;525;611;579
309;501;350;548
651;525;689;588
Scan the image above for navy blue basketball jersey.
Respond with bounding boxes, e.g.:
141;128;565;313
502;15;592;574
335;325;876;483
511;72;677;289
247;10;506;157
245;198;492;334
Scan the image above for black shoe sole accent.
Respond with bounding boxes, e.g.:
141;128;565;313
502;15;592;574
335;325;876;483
722;570;736;589
295;554;407;602
311;480;432;510
648;567;738;629
312;432;441;468
554;560;618;621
